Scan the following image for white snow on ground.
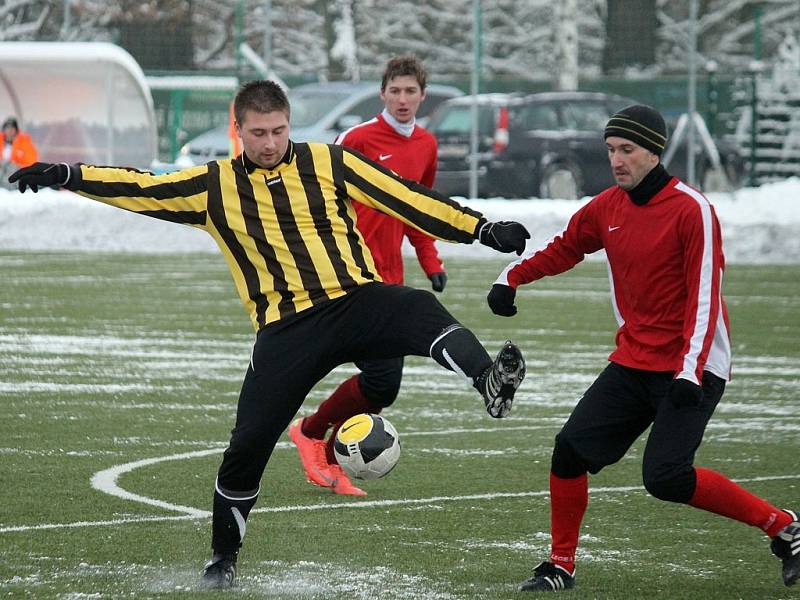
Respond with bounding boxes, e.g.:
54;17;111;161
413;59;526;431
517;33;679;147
1;178;799;263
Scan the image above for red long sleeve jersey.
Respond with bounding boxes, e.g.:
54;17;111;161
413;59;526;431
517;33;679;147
497;178;731;383
335;113;443;284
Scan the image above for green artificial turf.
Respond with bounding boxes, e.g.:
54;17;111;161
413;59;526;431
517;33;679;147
1;251;798;599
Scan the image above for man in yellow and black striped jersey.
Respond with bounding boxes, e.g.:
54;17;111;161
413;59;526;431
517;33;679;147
9;79;531;589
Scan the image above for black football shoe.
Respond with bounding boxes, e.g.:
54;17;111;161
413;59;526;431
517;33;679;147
518;561;575;592
771;509;800;586
201;553;237;589
477;340;525;418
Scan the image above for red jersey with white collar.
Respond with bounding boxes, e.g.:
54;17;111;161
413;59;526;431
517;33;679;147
496;177;731;383
335;113;443;284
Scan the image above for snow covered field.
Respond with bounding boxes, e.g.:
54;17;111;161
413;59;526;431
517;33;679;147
1;179;799;263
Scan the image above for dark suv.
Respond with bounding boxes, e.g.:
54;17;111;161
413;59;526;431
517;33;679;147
428;91;745;199
427;91;634;199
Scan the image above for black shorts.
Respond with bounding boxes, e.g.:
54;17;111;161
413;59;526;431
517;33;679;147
217;283;460;491
553;362;725;483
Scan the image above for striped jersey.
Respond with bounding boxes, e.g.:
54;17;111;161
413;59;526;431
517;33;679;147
495;177;731;383
72;141;483;330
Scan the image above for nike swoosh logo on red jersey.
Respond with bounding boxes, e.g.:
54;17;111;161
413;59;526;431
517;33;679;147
378;153;392;161
608;225;621;232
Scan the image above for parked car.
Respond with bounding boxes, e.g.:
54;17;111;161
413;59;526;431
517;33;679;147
427;91;635;199
174;81;463;166
427;91;743;199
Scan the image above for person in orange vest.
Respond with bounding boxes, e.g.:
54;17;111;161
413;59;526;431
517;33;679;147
1;117;38;188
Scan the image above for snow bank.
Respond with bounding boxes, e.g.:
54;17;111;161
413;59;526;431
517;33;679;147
1;179;799;263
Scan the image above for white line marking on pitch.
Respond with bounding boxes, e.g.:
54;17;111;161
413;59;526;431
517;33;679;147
88;426;559;517
89;448;224;518
1;425;796;535
2;471;797;534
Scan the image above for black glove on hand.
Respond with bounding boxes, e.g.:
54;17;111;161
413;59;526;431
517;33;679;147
667;377;703;408
478;220;530;255
8;162;71;193
487;284;517;316
429;272;447;293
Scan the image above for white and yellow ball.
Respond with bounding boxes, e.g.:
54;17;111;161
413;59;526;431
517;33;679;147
333;413;401;480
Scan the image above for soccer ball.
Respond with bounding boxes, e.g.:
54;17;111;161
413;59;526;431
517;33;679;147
333;413;401;480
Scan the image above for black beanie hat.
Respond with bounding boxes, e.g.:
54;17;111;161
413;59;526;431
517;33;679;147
604;105;667;155
2;117;18;130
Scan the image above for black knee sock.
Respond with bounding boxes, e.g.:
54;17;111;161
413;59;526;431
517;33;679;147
430;325;492;383
211;481;259;556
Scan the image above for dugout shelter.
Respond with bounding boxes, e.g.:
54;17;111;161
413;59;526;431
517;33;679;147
0;42;157;168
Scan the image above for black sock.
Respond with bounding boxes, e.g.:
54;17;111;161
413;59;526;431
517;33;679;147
211;482;259;556
430;325;492;384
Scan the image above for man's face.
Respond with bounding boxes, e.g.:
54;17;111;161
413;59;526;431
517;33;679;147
380;75;426;124
606;136;660;191
3;125;17;141
236;109;290;169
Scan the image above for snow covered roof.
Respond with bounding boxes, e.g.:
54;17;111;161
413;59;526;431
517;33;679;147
146;76;239;91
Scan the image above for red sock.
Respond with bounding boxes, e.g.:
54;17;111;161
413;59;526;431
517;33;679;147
302;375;370;439
689;467;792;537
549;472;588;575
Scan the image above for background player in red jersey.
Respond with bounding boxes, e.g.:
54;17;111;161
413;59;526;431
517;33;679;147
487;105;800;592
288;56;448;495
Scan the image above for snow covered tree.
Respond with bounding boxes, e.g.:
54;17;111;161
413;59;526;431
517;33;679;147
328;0;359;81
3;0;800;84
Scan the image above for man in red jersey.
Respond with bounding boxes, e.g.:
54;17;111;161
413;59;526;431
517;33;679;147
487;105;799;592
288;56;448;496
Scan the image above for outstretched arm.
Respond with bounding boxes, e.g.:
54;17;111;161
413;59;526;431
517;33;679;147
9;162;210;228
487;200;604;317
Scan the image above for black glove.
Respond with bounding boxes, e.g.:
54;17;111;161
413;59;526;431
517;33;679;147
487;284;517;316
478;220;530;255
667;378;703;408
8;162;71;193
429;272;447;293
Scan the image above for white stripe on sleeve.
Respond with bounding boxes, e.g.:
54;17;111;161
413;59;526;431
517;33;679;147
675;182;714;384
